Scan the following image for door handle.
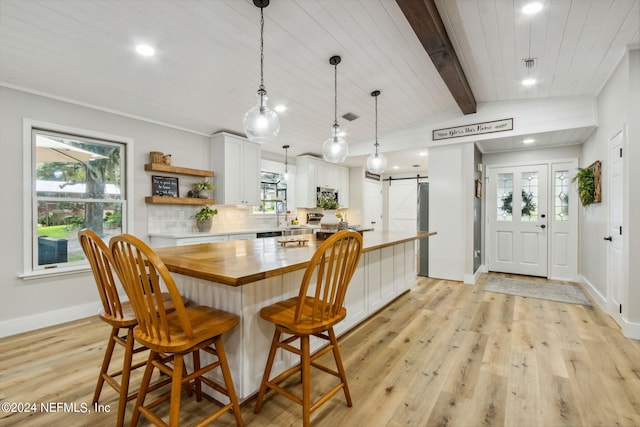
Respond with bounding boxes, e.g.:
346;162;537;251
535;224;546;229
604;236;613;241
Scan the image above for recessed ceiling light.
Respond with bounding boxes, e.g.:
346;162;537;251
523;138;535;144
392;165;399;170
274;105;287;113
522;2;543;15
135;44;155;57
522;78;537;86
418;152;428;157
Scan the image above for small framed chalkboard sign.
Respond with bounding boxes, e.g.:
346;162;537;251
151;175;179;197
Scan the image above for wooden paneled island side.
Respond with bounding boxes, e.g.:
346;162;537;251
153;230;436;401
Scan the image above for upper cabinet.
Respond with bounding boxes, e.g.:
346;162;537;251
295;155;349;208
349;167;382;229
211;132;261;206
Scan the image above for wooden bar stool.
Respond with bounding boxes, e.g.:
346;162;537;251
78;229;175;427
109;233;243;427
254;230;363;426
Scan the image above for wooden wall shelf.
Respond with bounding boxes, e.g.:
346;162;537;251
144;163;214;177
145;196;215;205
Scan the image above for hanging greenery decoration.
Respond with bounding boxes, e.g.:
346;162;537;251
501;189;537;217
571;161;601;206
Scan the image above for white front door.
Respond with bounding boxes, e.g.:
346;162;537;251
607;131;624;322
487;164;548;277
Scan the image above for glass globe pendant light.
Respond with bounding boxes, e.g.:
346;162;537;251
243;0;279;144
366;90;387;174
322;55;348;163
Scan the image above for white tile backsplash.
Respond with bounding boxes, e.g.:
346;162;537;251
147;205;291;234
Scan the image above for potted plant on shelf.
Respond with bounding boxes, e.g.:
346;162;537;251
192;206;218;232
192;180;213;199
317;193;340;231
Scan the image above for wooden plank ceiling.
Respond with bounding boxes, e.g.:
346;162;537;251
0;0;638;170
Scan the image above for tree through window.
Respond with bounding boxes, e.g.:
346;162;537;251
33;129;126;269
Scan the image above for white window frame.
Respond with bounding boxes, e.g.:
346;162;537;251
21;119;134;279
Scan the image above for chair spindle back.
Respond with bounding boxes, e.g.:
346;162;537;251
296;230;363;323
78;229;125;320
109;234;192;345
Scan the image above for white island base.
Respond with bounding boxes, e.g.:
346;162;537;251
172;240;416;402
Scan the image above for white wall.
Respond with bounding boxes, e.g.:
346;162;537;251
428;142;474;281
579;55;626;300
578;48;640;337
0;87;210;336
482;145;582;167
628;48;640;325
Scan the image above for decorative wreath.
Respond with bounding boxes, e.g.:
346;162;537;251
501;189;537;217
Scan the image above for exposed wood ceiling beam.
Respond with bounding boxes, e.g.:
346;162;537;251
396;0;476;115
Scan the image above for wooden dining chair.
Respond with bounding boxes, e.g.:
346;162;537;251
78;229;175;427
109;233;243;427
254;230;363;427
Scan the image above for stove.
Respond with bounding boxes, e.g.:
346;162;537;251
306;212;324;225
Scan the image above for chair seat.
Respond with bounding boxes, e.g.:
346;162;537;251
260;297;347;335
99;293;180;328
134;305;239;354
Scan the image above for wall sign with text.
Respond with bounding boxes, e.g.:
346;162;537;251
433;118;513;141
152;175;179;197
365;171;381;181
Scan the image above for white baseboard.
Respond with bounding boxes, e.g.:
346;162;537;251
579;275;607;308
464;266;484;284
579;275;640;340
621;321;640;340
0;302;101;338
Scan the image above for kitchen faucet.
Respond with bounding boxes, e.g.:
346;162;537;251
275;200;287;228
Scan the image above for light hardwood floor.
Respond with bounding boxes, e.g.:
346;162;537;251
2;273;640;426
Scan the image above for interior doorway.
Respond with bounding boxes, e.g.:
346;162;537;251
607;130;624;324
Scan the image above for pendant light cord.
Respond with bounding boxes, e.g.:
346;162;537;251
284;145;288;173
333;61;338;131
374;94;379;155
258;6;266;94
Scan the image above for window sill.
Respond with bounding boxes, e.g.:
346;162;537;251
20;264;91;280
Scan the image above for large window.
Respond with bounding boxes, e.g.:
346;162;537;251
26;125;129;275
253;171;287;214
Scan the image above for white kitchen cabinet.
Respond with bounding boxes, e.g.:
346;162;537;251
211;132;261;206
150;235;229;247
348;167;382;229
338;166;349;209
295;156;317;208
227;233;257;241
316;161;337;189
295;155;349;208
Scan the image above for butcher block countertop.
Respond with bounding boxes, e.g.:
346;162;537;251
154;230;436;286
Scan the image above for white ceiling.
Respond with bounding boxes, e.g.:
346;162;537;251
1;0;638;173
